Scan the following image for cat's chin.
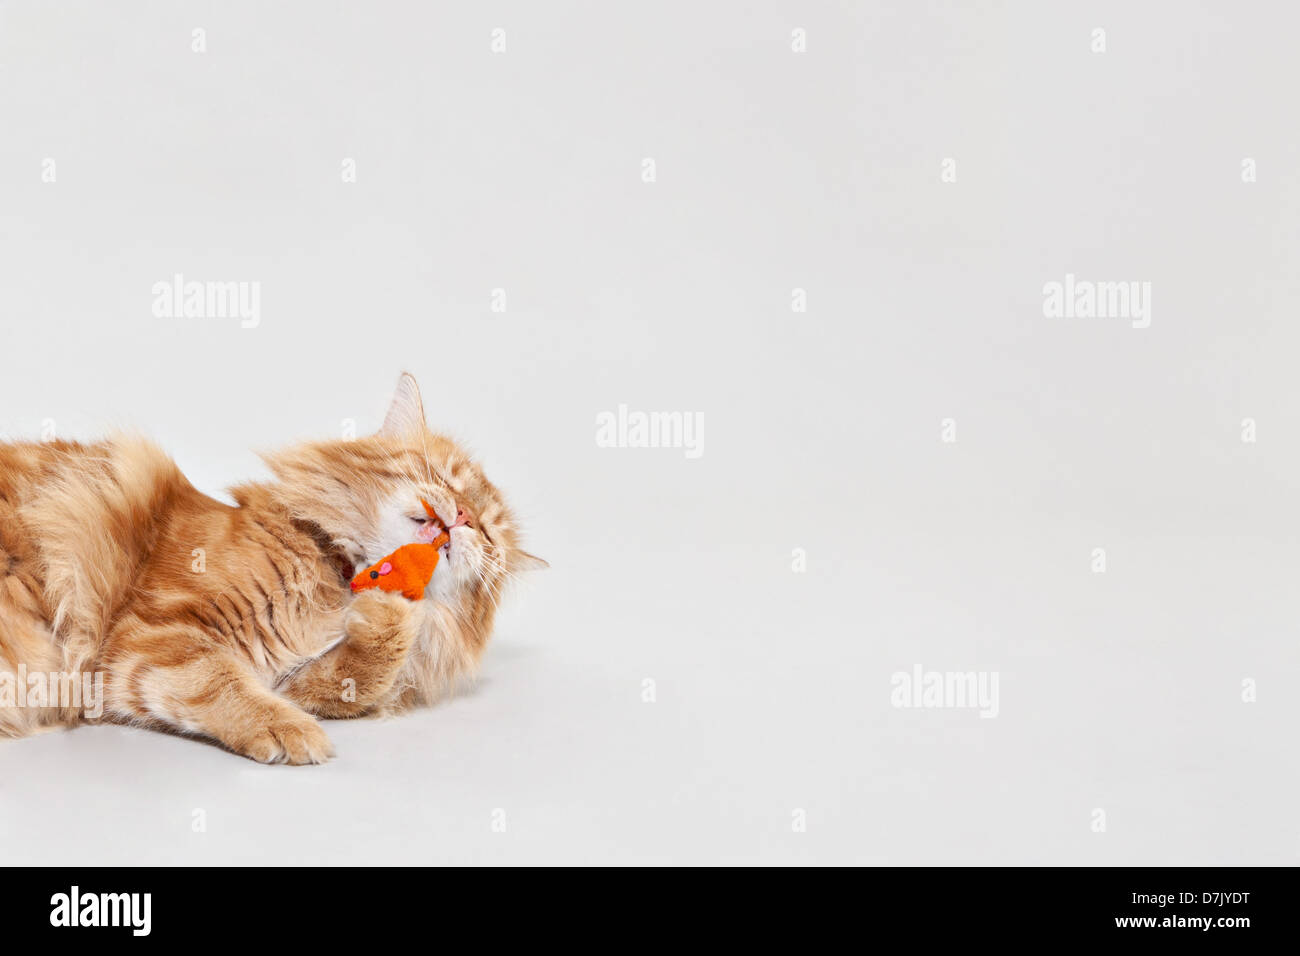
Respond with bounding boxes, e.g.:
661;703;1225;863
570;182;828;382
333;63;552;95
425;561;458;604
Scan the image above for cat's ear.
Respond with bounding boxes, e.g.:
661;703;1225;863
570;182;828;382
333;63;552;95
379;372;427;437
516;551;549;572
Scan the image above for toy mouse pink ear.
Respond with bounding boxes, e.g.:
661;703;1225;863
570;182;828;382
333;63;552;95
379;562;393;575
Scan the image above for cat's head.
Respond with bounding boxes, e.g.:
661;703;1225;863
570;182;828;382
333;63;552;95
263;373;545;615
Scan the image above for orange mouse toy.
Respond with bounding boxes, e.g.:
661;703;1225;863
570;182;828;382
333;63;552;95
349;500;450;600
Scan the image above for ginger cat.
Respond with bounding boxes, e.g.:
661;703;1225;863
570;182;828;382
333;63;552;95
0;374;544;763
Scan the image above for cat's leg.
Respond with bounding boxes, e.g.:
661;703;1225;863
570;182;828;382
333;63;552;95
101;630;334;764
0;559;74;737
0;601;66;738
277;590;419;718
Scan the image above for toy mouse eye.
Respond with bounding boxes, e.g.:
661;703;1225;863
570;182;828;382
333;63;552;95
369;570;379;579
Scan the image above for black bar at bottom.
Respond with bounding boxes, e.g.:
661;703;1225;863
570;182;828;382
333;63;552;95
9;866;1285;942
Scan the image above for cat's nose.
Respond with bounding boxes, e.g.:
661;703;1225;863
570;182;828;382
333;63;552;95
450;506;473;529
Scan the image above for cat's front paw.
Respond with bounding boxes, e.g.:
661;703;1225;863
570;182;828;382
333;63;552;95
237;709;335;765
345;589;418;665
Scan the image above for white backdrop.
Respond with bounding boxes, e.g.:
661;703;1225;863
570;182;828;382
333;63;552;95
0;0;1297;864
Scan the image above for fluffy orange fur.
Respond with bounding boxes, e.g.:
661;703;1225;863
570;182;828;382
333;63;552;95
0;374;543;763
